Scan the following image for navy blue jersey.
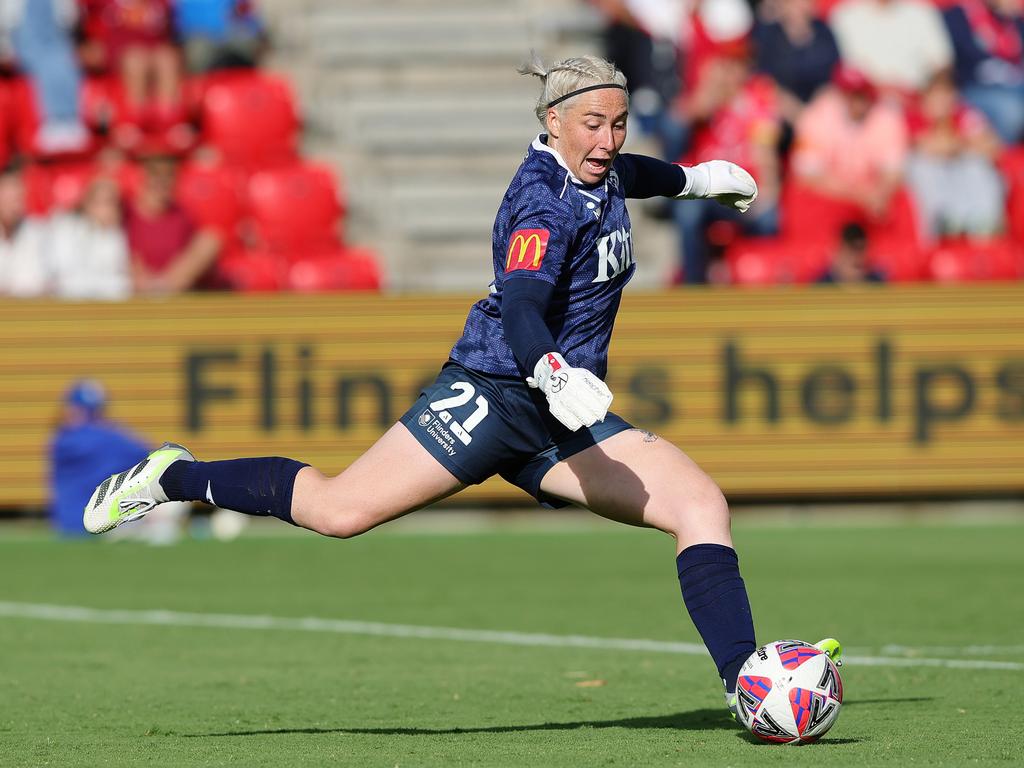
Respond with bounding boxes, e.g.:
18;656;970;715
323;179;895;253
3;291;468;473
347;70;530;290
450;135;654;380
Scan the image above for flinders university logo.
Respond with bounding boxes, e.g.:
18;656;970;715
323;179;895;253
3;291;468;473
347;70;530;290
593;227;633;283
418;410;432;426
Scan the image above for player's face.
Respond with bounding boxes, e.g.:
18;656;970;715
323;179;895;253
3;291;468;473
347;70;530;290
547;89;628;185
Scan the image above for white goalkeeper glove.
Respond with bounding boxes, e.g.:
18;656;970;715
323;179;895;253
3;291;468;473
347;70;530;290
678;160;759;213
527;352;613;432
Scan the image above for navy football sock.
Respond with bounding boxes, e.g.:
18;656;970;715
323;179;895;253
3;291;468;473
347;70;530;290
160;457;308;525
676;543;756;693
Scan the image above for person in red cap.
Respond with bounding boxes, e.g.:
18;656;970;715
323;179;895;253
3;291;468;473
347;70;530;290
789;63;907;222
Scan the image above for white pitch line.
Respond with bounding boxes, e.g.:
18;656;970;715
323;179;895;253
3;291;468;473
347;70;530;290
0;601;1021;672
880;643;1024;656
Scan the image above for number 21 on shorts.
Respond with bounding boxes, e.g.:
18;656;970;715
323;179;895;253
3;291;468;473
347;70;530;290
428;382;489;445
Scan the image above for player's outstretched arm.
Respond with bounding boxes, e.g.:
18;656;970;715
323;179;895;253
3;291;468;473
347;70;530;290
617;153;758;212
501;278;613;431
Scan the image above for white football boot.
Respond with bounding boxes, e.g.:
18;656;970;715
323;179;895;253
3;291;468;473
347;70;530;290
83;442;195;534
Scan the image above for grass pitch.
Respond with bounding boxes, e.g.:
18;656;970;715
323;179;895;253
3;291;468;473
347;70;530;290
0;513;1022;767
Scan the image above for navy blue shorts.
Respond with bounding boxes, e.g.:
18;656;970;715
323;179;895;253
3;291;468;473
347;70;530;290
400;361;634;508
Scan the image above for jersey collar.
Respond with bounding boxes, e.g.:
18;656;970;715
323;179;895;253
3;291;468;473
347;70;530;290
532;134;583;185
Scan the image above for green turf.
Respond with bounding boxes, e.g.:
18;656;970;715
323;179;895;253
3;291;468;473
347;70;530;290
0;518;1022;767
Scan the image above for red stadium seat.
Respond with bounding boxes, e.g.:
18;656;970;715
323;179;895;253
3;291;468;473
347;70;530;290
782;183;924;280
724;237;796;285
175;162;246;245
1008;190;1024;246
8;78;98;159
246;162;344;253
927;238;1024;282
80;76;122;130
198;71;299;167
867;236;927;282
218;250;285;292
780;182;864;246
1000;147;1024;245
287;247;382;292
10;78;44;156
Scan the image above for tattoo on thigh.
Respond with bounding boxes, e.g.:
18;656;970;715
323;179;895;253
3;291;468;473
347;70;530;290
632;429;659;443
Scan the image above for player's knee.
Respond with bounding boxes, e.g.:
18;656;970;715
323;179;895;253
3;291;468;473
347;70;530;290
700;481;731;525
307;495;374;539
318;517;370;540
660;472;730;538
317;510;374;540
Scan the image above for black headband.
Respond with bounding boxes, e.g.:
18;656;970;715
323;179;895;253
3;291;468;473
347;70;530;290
546;83;626;109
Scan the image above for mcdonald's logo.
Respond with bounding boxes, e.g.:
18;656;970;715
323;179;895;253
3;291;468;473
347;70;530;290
505;228;550;273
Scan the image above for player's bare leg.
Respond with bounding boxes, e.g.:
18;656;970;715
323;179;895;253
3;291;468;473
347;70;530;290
291;423;466;538
84;423;465;537
539;426;754;714
538;427;731;553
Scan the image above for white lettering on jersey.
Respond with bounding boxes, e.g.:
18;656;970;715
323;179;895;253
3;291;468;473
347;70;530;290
593;227;633;283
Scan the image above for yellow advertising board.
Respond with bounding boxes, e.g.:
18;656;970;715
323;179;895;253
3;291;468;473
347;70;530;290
1;285;1022;508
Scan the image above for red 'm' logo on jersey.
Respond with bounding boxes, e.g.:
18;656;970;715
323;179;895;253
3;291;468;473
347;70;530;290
505;229;550;272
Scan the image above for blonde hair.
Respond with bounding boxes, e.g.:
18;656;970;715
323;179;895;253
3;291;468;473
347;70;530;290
518;53;628;127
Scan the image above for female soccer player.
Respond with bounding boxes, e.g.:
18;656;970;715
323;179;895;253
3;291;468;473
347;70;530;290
84;54;837;714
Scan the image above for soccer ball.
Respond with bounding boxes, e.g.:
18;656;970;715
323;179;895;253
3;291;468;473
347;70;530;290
735;640;844;744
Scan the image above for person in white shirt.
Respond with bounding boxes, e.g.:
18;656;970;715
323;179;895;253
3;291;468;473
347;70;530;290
830;0;954;92
0;164;49;297
48;176;132;300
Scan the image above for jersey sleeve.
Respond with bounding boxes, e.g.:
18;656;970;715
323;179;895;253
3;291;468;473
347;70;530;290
614;153;689;199
502;181;576;285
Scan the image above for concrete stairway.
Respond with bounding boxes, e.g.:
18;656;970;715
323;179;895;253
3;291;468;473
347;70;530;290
258;0;677;291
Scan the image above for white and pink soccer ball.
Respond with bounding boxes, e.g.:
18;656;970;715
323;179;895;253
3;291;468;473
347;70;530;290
735;640;844;744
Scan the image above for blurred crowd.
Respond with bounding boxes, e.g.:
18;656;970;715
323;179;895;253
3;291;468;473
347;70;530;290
2;0;1021;297
0;0;261;299
0;0;378;299
592;0;1024;284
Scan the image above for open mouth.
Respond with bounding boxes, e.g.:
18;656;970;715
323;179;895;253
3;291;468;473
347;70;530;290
585;157;610;175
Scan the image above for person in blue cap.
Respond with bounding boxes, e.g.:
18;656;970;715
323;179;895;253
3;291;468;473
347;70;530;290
49;380;150;536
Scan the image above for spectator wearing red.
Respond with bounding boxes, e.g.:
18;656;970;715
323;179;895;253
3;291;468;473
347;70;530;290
125;154;220;294
905;70;1005;240
830;0;953;94
943;0;1024;143
79;0;187;147
674;38;781;283
790;64;907;223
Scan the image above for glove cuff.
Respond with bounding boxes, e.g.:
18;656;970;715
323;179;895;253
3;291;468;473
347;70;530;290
528;352;568;391
676;163;708;199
